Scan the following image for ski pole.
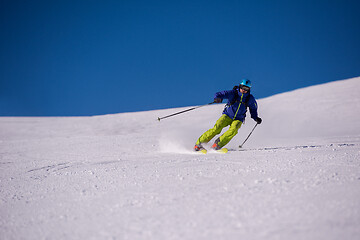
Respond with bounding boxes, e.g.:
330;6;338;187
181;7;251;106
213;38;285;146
239;123;258;148
158;102;215;121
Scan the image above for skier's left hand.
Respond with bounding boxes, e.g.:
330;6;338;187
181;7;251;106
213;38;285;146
214;98;222;103
255;117;262;124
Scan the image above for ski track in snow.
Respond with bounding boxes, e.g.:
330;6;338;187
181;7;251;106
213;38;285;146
1;77;360;240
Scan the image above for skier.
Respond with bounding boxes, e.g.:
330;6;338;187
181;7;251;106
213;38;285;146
194;79;262;152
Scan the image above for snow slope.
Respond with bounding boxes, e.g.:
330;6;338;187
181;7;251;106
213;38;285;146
1;77;360;240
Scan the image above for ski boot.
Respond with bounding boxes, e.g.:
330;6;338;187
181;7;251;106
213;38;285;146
194;143;207;154
211;138;221;150
211;139;228;153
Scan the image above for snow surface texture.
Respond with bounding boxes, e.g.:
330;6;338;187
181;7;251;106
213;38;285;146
1;77;360;240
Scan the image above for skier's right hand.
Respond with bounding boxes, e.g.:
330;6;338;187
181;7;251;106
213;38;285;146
214;98;222;103
255;117;262;124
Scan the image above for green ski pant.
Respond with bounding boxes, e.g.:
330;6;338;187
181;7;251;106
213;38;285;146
196;114;242;148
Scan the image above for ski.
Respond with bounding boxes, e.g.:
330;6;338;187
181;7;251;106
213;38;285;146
194;147;228;154
215;148;228;153
198;148;207;154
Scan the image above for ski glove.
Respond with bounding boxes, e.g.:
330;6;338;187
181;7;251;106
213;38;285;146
255;117;262;124
214;98;222;103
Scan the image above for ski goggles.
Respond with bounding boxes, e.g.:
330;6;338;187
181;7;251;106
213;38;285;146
239;85;250;91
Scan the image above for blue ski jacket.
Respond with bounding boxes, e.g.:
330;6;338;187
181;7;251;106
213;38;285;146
214;89;259;122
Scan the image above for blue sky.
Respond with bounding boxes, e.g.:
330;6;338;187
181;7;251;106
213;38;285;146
1;0;360;116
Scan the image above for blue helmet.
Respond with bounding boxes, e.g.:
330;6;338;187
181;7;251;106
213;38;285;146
240;79;251;88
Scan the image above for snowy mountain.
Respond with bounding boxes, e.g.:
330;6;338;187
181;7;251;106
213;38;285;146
1;77;360;240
